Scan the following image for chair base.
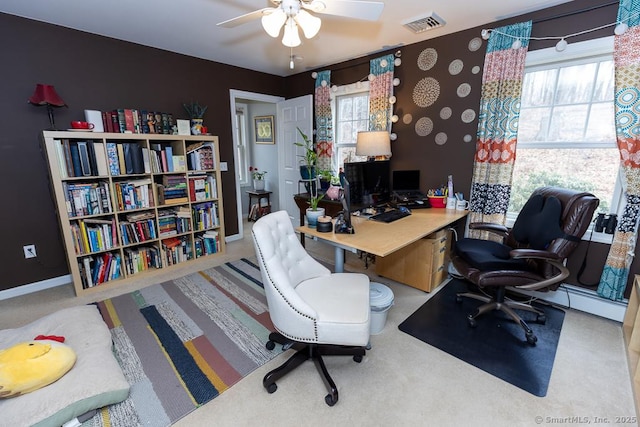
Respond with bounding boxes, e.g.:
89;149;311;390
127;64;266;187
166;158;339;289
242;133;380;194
456;287;546;345
263;332;366;406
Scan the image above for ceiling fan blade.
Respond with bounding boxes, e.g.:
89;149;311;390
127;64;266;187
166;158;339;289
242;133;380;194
311;0;384;21
217;8;273;28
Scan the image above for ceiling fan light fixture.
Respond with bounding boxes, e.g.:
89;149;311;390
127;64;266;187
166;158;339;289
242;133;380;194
295;9;321;39
262;9;287;37
282;17;301;47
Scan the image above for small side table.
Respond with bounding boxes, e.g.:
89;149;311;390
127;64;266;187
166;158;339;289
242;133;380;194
247;190;272;222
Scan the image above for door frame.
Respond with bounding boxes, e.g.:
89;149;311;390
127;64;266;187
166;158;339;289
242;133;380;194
228;90;284;240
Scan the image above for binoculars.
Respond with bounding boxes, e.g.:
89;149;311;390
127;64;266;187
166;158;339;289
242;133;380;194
595;213;617;234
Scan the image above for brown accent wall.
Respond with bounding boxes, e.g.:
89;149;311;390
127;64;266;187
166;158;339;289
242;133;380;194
2;0;636;297
0;13;284;291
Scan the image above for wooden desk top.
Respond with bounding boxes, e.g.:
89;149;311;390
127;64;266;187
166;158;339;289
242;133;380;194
297;209;468;257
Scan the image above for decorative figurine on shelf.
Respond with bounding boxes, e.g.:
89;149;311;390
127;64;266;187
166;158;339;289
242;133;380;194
183;101;208;135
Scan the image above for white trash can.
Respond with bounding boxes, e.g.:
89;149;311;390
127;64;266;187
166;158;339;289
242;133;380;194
369;282;394;335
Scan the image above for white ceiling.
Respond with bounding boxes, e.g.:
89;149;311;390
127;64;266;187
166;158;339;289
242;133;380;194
0;0;574;76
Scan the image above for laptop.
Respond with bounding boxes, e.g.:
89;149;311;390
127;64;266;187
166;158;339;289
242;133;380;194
392;170;425;200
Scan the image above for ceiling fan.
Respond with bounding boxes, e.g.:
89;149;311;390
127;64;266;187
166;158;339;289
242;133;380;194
217;0;385;47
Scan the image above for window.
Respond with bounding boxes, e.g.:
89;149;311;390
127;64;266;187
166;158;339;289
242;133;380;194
332;82;370;172
510;37;621;236
234;103;250;186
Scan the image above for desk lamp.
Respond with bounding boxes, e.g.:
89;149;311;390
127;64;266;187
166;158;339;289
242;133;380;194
356;131;391;161
28;84;67;130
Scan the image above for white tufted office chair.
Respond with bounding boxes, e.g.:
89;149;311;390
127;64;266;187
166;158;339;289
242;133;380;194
251;210;371;406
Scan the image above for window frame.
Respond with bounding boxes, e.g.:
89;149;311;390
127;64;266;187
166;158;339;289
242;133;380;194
508;36;621;244
234;103;250;186
331;81;370;172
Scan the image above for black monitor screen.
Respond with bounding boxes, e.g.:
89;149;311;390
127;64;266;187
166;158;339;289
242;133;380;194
344;160;390;205
392;170;420;191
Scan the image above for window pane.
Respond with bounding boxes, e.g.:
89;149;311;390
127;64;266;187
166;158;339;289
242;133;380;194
355;95;369;119
548;104;589;142
340;98;353;120
521;69;557;107
555;63;597;104
593;61;615;102
509;148;618;213
585;102;616;142
517;107;552;142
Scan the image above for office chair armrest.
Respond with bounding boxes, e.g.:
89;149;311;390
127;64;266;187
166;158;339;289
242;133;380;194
509;248;569;291
469;222;509;238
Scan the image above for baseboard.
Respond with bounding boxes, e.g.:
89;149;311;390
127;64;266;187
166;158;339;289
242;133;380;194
520;284;627;322
0;274;72;301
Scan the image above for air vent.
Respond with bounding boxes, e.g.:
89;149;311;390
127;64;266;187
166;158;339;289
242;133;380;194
403;12;446;34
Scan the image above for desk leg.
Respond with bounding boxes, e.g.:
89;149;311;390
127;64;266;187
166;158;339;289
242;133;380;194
334;247;345;273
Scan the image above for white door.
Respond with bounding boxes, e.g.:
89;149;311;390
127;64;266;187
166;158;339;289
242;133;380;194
277;95;313;225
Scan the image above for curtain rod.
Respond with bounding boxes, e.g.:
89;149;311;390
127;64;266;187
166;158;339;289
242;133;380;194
532;1;618;25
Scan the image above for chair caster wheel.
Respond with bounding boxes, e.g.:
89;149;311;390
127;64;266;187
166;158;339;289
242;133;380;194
353;355;363;363
265;382;277;394
467;315;477;328
456;295;463;303
526;332;538;345
266;340;275;351
325;393;337;407
536;314;546;324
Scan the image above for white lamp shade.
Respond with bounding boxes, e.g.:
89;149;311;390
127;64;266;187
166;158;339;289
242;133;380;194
261;9;287;37
356;131;392;157
295;9;321;39
282;18;301;47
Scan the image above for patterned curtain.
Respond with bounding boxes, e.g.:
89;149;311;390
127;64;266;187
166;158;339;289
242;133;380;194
597;0;640;300
314;70;332;171
468;21;532;239
369;54;395;131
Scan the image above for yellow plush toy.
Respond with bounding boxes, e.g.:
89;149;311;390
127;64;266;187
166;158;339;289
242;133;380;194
0;340;76;398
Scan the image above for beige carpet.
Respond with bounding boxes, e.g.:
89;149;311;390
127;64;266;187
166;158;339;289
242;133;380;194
0;221;635;426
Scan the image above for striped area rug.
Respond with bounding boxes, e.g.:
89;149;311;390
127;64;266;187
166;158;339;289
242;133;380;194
86;258;279;426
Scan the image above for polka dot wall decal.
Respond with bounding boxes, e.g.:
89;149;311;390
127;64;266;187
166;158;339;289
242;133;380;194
417;48;438;71
413;77;440;108
457;83;471;98
461;109;476;123
403;114;413;124
463;134;473;142
435;132;448;145
440;107;452;120
468;37;482;52
449;59;463;75
415;117;434;136
472;66;481;74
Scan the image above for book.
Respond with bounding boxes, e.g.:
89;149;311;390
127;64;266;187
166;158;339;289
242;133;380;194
77;141;93;176
69;142;82;177
53;139;68;178
106;142;120;175
124;109;135;132
93;142;109;176
165;145;174;172
116;144;126;174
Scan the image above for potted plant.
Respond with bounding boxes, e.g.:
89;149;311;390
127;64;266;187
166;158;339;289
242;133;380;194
306;191;325;229
294;128;318;187
183;101;208;135
249;166;267;191
318;169;334;191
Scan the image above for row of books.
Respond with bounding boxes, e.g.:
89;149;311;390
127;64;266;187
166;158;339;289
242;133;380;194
123;246;162;275
161;236;193;266
101;109;175;135
54;140;109;178
114;179;154;211
71;218;117;255
158;206;191;237
249;204;271;221
188;174;218;201
63;181;112;217
78;252;122;289
186;142;216;170
157;175;188;205
194;231;221;257
192;202;219;230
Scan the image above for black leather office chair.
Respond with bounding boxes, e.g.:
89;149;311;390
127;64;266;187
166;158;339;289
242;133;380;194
451;187;599;344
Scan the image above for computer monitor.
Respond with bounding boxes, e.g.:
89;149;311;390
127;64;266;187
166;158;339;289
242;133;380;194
392;170;421;192
344;160;390;206
336;178;354;234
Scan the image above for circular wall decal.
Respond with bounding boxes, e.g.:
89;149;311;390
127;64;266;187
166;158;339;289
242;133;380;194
415;117;434;136
463;134;473;143
435;132;448;145
403;113;413;124
468;37;482;52
440;107;452;120
449;59;464;75
472;65;481;74
417;48;438;71
457;83;471;98
461;109;476;123
413;77;441;107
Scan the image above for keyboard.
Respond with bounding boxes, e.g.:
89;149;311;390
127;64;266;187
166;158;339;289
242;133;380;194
370;209;411;223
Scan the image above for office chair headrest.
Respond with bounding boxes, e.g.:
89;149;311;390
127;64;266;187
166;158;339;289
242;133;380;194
511;194;564;250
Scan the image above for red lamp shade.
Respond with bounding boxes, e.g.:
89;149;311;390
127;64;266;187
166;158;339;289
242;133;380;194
28;84;66;107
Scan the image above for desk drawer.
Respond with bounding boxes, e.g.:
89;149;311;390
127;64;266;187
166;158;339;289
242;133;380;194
375;229;450;292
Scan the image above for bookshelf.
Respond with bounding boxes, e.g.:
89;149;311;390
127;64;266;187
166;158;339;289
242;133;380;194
42;131;225;296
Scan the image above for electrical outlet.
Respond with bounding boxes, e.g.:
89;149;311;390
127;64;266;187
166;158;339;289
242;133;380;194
23;244;37;259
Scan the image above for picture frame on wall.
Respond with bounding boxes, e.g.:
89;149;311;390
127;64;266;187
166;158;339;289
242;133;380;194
254;115;275;144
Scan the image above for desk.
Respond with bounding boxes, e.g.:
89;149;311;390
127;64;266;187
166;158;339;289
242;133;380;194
297;209;468;273
247;190;272;222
